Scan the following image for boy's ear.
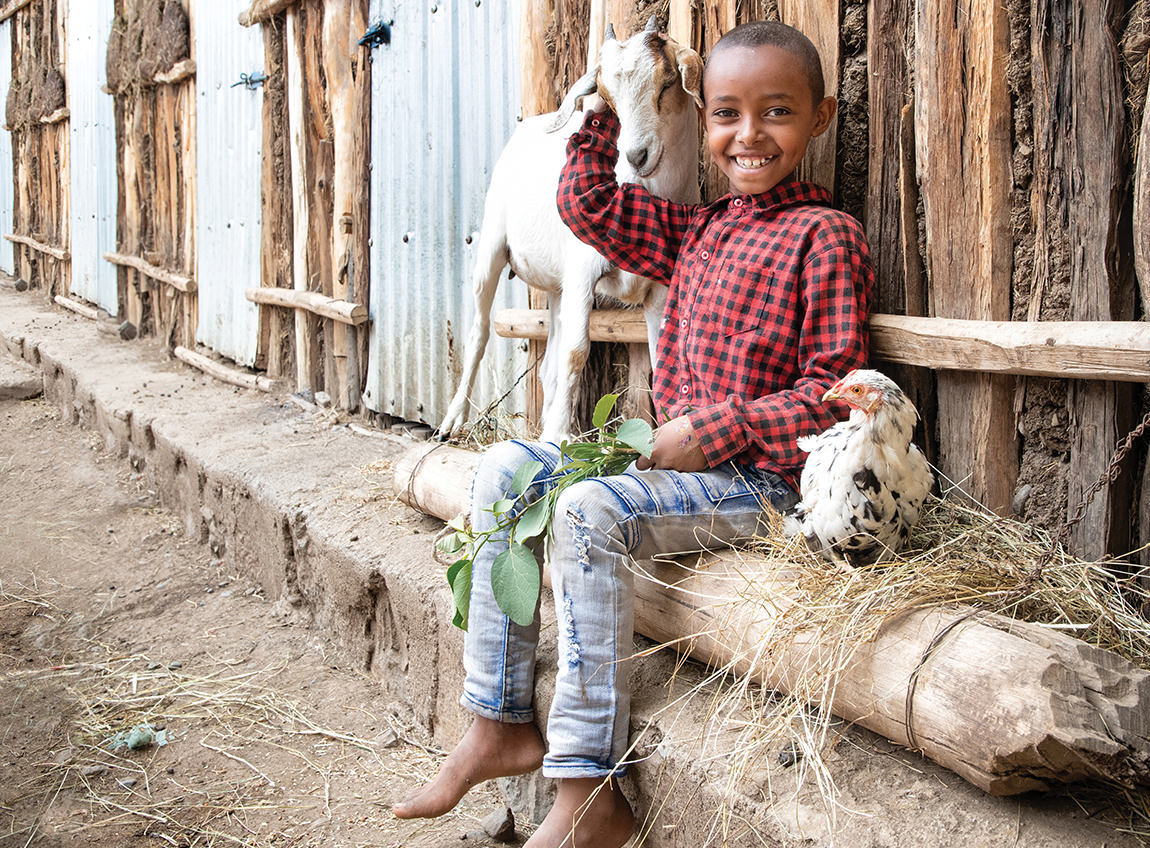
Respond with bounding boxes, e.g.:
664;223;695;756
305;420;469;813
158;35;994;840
675;45;703;109
812;97;837;138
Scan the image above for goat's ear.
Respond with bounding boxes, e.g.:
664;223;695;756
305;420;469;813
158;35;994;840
546;65;599;133
676;46;703;109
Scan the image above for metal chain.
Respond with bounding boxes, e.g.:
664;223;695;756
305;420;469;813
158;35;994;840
1058;405;1150;547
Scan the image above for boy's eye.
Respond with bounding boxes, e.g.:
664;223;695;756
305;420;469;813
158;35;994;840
712;108;738;119
765;107;791;118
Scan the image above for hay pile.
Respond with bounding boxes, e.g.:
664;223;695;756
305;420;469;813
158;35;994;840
677;496;1150;833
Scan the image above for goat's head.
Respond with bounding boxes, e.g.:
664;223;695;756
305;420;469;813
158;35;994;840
549;17;703;181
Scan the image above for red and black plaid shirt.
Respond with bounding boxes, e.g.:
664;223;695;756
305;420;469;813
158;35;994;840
557;111;873;489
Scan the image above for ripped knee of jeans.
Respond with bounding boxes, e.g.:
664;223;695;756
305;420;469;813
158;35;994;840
564;504;592;573
560;593;581;669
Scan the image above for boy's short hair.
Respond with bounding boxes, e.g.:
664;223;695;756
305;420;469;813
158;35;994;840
707;21;826;104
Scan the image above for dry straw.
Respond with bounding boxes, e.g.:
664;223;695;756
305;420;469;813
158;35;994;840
638;495;1150;842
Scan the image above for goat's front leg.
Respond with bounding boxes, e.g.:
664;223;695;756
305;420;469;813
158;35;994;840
437;232;508;439
539;260;598;443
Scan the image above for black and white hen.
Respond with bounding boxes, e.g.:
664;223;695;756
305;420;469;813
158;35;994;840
785;369;934;566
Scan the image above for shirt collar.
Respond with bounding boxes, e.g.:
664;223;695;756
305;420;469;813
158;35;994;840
708;180;833;214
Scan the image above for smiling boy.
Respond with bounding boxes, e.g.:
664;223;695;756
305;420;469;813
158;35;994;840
393;20;872;848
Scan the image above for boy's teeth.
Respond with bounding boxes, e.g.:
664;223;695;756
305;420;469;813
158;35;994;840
736;156;770;168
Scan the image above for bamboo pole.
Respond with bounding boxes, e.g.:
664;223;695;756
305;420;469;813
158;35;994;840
492;308;1150;383
392;443;1150;797
245;286;367;325
103;251;196;293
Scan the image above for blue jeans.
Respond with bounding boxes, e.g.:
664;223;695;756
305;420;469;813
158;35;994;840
460;439;797;779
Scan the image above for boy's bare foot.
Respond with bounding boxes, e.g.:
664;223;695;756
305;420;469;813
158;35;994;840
392;717;545;819
524;777;634;848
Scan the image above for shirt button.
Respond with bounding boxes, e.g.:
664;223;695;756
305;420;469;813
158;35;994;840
681;384;690;395
733;198;743;207
590;118;600;127
680;318;687;328
700;250;710;260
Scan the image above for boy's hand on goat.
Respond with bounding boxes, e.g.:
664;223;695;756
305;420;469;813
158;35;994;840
582;92;610;115
637;415;707;472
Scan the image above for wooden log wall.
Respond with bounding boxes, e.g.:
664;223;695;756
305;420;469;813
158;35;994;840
6;0;69;299
244;0;371;409
108;0;197;348
521;1;1150;562
4;0;1143;561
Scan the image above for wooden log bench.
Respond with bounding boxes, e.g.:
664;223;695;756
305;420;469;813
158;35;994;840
392;442;1150;797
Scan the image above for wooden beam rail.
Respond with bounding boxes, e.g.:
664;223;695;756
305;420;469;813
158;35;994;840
492;308;1150;383
239;0;300;26
155;59;196;86
245;286;367;326
103;251;196;293
173;345;279;392
0;0;33;24
4;233;70;261
40;107;69;125
53;294;100;321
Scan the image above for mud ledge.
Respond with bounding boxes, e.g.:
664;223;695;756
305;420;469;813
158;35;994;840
0;286;1139;847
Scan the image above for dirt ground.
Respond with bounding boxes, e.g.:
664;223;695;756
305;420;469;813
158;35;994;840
0;394;520;848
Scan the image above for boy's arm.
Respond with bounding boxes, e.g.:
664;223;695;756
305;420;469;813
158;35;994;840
556;110;694;283
686;220;872;472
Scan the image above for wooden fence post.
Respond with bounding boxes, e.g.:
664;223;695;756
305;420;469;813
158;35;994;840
915;0;1017;514
776;0;839;190
1032;0;1135;560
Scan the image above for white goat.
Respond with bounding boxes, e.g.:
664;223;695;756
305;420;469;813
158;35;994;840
437;18;702;442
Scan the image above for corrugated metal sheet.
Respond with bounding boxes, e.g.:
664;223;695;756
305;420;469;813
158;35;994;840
0;21;12;275
67;0;118;312
193;2;263;367
364;0;529;428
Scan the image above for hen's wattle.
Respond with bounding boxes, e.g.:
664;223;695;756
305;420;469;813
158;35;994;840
785;370;934;566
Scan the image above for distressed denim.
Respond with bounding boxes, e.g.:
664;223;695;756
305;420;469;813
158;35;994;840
460;438;797;779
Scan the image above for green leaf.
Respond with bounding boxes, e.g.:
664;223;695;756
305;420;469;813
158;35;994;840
491;543;541;627
563;442;608;461
511;460;545;497
615;418;655;458
446;515;468;532
514;497;551;542
436;531;466;556
490;498;515;516
592;394;619;430
446;557;472;631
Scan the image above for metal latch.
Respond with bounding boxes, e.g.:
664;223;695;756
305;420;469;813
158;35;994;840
359;19;392;48
231;71;268;90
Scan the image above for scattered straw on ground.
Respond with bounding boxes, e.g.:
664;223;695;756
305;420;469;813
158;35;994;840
0;651;404;847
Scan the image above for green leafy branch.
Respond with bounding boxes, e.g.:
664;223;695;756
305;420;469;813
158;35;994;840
436;394;655;630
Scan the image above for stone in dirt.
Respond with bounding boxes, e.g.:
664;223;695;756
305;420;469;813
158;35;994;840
0;350;41;400
480;806;516;842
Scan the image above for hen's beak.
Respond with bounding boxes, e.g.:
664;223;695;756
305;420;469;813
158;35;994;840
822;386;841;403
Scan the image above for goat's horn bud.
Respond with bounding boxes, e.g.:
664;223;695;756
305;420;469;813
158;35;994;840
644;15;657;32
604;23;616;42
